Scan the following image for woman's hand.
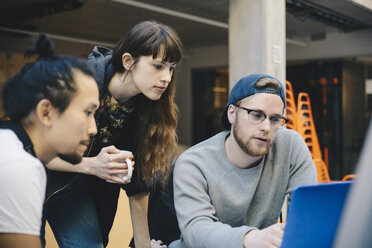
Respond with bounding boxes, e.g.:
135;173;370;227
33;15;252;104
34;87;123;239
85;145;134;184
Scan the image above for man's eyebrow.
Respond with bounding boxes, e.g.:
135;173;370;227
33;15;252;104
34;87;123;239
245;108;264;113
247;108;283;116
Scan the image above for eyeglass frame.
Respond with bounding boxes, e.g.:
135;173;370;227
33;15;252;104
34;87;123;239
232;103;289;127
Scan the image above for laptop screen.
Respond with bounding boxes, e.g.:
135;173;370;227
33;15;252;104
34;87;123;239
281;182;352;248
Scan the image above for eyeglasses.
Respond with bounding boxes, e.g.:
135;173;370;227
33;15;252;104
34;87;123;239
233;104;289;127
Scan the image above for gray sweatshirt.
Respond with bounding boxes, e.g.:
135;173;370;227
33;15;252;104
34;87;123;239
173;128;317;248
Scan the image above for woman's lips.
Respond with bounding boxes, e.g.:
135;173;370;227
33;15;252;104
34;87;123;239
154;86;166;93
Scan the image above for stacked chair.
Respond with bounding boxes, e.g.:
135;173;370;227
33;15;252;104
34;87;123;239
285;81;343;183
296;92;323;162
285;81;297;131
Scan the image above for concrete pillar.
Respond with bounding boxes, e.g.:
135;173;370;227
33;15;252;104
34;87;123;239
229;0;286;88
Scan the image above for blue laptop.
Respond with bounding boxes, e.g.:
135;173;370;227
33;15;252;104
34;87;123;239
281;182;352;248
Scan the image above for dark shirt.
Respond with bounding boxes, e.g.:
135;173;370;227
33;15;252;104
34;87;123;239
87;46;151;246
87;92;147;196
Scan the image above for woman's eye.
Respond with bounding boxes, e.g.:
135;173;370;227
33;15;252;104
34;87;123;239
169;66;175;72
154;64;163;70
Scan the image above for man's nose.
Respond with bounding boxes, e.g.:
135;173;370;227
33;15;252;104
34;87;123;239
259;117;272;131
88;116;97;136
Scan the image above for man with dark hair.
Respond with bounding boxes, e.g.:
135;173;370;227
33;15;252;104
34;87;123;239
0;35;100;248
172;74;317;248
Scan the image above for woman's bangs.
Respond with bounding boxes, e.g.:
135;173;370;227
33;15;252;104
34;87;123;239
151;33;182;63
161;40;182;63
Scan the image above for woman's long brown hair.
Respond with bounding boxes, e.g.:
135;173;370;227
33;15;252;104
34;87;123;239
112;20;183;187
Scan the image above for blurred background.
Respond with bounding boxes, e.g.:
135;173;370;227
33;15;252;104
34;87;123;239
1;0;372;246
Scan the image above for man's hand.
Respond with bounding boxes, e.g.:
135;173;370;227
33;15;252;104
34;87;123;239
243;223;286;248
86;145;134;183
151;239;167;248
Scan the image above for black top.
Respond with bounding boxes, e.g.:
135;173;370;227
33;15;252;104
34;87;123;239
87;45;148;197
86;46;148;246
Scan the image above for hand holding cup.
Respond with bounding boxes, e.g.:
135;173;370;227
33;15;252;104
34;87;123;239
106;150;133;183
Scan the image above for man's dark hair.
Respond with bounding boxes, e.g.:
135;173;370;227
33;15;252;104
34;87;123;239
2;34;96;122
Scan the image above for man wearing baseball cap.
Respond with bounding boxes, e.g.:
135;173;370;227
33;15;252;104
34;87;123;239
172;74;317;248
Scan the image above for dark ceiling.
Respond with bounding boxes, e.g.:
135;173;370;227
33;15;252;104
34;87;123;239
0;0;372;55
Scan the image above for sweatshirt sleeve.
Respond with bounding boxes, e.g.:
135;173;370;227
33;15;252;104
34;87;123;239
286;131;318;195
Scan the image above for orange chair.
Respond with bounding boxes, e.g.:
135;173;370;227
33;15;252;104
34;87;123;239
285;81;297;131
291;90;355;182
314;158;357;183
342;174;356;181
313;158;331;183
296;93;323;160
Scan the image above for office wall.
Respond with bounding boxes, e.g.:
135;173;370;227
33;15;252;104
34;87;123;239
342;62;367;176
176;44;228;146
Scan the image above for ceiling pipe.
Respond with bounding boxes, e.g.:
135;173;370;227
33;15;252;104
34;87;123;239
111;0;308;47
110;0;229;29
0;26;115;47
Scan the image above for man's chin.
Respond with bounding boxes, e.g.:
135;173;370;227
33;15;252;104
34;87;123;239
248;148;269;157
241;142;271;157
58;153;82;165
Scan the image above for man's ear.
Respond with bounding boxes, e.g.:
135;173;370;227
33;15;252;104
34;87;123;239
122;53;135;71
34;99;54;127
227;104;237;126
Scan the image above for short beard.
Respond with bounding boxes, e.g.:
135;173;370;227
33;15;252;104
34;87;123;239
58;153;82;165
233;116;272;157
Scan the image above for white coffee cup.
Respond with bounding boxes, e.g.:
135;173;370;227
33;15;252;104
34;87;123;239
106;150;133;183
